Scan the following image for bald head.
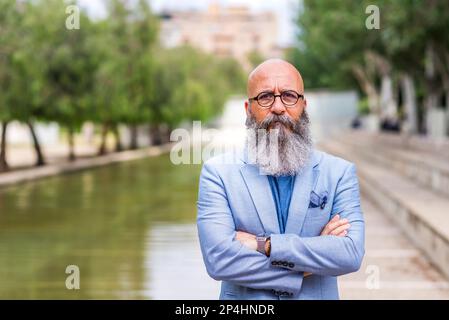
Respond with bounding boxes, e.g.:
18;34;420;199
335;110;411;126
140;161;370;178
247;59;304;97
244;58;307;126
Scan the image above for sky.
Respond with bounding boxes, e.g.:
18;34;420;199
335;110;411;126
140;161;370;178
78;0;300;47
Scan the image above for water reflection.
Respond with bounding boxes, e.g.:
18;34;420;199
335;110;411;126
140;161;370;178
0;154;207;299
144;223;219;299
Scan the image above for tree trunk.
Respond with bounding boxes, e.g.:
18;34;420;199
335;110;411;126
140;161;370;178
446;92;449;113
423;42;440;134
149;124;162;146
68;126;76;161
129;124;138;150
0;121;9;172
351;63;380;115
435;50;449;135
27;121;45;166
163;125;172;143
445;52;449;113
400;73;418;135
380;74;398;121
98;123;109;156
366;51;398;122
112;125;122;152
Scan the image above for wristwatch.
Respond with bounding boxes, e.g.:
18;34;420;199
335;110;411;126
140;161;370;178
256;236;270;256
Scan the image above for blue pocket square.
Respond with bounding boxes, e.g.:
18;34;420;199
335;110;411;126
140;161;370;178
309;191;328;209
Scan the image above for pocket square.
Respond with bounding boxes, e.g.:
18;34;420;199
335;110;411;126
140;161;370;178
309;191;328;209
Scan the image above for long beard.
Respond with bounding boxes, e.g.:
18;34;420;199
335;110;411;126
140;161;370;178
245;110;313;176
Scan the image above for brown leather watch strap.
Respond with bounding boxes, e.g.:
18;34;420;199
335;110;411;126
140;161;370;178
265;237;271;257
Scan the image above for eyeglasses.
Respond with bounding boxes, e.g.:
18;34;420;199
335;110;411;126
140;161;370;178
248;90;304;108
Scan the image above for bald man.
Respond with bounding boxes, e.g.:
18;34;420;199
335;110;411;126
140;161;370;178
197;59;365;300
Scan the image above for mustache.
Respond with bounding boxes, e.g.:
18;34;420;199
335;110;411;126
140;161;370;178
256;113;296;130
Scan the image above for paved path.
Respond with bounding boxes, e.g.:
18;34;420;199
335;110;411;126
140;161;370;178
339;198;449;299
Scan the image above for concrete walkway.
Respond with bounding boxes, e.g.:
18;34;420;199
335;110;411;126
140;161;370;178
339;198;449;299
320;134;449;281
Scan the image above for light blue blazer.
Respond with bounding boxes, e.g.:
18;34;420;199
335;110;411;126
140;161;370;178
196;148;365;300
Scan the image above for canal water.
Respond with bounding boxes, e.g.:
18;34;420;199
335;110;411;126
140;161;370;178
0;153;219;299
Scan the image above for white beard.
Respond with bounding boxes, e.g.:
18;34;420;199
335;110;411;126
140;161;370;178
245;110;313;176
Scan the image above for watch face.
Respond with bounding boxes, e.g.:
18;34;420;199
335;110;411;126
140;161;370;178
256;237;266;254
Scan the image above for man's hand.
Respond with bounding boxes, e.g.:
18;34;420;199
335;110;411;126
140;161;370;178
320;214;350;236
235;231;257;251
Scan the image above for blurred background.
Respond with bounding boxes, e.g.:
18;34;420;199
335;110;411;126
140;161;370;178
0;0;449;299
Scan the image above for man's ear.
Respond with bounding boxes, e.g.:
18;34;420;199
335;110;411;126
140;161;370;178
244;100;250;116
304;99;307;109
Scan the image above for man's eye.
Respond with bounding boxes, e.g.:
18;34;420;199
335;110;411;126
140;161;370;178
258;93;273;100
282;92;296;99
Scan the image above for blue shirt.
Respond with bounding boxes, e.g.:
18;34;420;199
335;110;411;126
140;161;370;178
267;175;296;234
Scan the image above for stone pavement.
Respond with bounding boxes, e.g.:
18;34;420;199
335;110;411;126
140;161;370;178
319;132;449;281
339;199;449;299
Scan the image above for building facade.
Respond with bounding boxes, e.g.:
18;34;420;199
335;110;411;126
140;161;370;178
159;3;282;70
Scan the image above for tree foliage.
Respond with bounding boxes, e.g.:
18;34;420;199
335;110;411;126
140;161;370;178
0;0;245;167
289;0;449;133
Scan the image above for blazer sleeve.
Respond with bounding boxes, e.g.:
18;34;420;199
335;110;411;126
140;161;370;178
269;164;365;276
197;161;304;296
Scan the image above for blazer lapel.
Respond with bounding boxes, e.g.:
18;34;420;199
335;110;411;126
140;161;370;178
284;153;321;235
240;164;280;235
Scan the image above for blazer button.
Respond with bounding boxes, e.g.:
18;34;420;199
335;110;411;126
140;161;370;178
288;263;294;268
282;261;288;267
271;261;277;266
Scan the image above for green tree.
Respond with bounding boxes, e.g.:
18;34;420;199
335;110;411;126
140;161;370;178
33;0;100;160
0;0;48;167
91;0;158;152
290;0;449;134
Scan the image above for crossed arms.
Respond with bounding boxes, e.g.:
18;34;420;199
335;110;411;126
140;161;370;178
196;162;365;296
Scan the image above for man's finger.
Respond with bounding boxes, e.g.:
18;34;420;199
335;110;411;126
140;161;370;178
336;230;348;237
235;231;248;241
320;215;339;235
327;218;348;231
321;218;348;235
330;223;351;236
235;231;256;242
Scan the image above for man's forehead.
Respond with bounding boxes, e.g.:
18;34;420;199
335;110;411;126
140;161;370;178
249;73;302;92
253;74;298;84
247;59;304;95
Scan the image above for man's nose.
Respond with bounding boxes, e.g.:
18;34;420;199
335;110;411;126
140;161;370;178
270;96;286;115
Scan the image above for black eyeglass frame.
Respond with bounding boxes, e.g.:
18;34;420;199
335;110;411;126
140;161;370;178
248;90;305;108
